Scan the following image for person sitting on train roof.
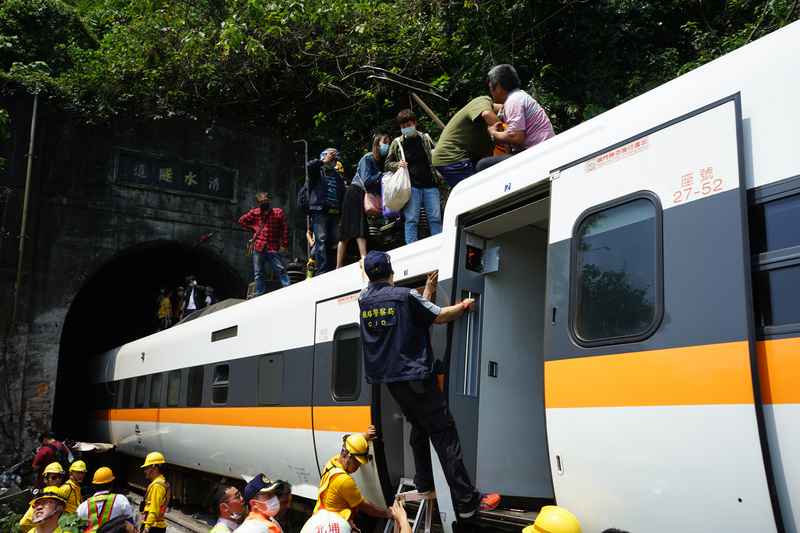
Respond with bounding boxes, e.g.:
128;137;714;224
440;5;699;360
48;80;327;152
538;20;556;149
237;475;285;533
20;462;65;533
97;516;137;533
358;251;500;518
312;427;392;523
209;482;246;533
477;64;555;173
431;96;502;188
77;467;134;532
29;486;68;533
60;460;87;514
141;452;171;533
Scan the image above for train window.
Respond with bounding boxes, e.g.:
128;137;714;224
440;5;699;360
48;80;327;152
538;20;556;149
572;195;662;345
257;354;284;405
166;370;181;407
135;377;146;408
187;366;204;407
109;381;120;409
212;364;229;405
150;374;162;407
120;378;132;409
212;326;238;342
749;193;800;254
752;265;800;327
332;327;362;401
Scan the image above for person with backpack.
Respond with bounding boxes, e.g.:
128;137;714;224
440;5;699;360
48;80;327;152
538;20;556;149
384;110;443;244
32;432;70;489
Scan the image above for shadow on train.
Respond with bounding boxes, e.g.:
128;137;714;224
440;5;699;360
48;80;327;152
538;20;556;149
53;241;246;436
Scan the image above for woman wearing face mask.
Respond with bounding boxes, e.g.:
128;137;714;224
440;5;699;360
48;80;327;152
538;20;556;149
336;134;391;269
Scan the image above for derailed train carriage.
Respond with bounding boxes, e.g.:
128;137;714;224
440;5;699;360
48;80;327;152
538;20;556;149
68;20;800;533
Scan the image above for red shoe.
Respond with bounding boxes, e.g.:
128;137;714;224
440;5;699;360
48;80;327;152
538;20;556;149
460;494;500;518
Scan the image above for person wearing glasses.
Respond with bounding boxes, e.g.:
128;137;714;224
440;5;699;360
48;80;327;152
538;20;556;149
312;427;392;524
29;486;68;533
208;483;245;533
20;463;65;533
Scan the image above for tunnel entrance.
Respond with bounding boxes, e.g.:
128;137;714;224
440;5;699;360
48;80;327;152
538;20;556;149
53;241;246;437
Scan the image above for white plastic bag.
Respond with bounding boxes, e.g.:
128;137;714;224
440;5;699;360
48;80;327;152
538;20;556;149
383;139;411;210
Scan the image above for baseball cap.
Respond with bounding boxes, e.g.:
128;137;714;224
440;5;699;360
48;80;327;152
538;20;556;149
364;251;392;281
244;474;279;502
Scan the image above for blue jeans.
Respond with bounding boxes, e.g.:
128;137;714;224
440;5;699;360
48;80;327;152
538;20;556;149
253;248;291;294
436;159;477;188
312;211;339;274
403;187;443;244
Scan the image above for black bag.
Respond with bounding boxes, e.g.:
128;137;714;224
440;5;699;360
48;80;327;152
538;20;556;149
47;442;70;468
297;179;311;216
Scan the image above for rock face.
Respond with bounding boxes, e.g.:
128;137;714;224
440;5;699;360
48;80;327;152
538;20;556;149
0;95;308;458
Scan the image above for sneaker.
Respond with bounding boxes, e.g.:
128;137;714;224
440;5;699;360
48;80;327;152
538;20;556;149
459;494;500;518
415;485;433;496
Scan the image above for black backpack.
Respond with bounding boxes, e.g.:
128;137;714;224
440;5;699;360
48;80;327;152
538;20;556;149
297;179;311;216
47;442;70;469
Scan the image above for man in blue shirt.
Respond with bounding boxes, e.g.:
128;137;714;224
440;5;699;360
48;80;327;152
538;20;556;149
358;251;499;519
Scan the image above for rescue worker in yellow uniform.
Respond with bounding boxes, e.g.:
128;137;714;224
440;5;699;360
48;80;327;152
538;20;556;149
522;506;582;533
78;467;134;532
61;460;87;514
313;428;391;524
29;486;68;533
20;463;65;533
141;452;171;533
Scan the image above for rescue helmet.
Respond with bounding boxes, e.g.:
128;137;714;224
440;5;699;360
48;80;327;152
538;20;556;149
43;462;65;475
69;460;87;473
523;506;582;533
30;486;68;507
342;434;372;464
141;451;166;468
336;162;344;174
92;466;115;484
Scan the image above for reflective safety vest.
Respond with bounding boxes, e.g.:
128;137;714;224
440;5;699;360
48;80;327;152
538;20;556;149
143;478;171;529
61;479;82;514
85;494;119;533
312;459;355;521
209;523;233;533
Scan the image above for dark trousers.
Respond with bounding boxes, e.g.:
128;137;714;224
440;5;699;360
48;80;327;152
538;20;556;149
386;379;481;513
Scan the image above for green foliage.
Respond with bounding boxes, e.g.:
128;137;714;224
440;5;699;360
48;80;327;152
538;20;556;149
0;0;797;170
57;512;86;533
0;504;22;533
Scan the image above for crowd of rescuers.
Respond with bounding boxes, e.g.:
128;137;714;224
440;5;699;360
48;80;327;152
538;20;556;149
233;64;554;291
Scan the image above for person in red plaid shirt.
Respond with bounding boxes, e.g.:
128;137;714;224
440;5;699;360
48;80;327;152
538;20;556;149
239;192;291;294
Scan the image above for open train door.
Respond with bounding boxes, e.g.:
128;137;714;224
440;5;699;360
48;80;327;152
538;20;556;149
544;96;782;532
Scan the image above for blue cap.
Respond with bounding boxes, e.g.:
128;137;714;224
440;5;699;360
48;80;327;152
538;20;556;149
364;251;392;281
244;474;278;502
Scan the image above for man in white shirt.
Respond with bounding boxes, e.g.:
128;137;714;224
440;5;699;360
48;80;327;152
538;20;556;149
208;483;245;533
77;467;134;532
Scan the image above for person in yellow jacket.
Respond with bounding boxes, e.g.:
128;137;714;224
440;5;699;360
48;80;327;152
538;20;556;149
61;460;87;514
312;427;391;523
141;452;171;533
20;463;65;533
29;486;68;533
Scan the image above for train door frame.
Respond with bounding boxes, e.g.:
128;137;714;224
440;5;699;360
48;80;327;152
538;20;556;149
543;94;783;532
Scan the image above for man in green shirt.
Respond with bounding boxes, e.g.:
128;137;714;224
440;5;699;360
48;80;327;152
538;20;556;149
432;96;501;188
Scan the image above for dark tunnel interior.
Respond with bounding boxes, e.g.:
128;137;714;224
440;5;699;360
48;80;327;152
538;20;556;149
53;241;246;436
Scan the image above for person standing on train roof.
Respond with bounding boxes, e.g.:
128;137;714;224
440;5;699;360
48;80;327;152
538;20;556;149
238;191;291;293
236;475;284;533
358;251;500;518
77;467;134;532
184;276;207;317
61;460;87;514
20;462;65;533
208;482;246;533
29;486;68;533
478;64;555;172
141;452;171;533
313;427;392;523
306;148;346;275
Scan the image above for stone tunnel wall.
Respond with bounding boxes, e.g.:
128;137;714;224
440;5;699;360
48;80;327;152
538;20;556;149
0;94;310;461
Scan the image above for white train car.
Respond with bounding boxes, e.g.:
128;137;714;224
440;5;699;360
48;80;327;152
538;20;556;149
74;20;800;533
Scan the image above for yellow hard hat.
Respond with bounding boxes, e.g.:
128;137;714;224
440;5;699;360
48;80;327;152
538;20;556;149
69;460;87;473
336;162;344;174
343;434;371;464
43;462;65;475
523;506;582;533
141;451;165;467
92;466;115;484
30;486;68;507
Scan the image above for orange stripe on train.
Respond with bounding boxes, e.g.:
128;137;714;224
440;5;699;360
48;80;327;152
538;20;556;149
545;341;755;408
87;405;370;431
757;338;800;405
